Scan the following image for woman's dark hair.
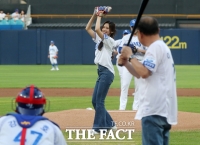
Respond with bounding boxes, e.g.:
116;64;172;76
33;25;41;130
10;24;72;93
98;21;116;51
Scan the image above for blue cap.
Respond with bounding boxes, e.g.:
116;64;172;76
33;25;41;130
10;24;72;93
15;9;19;12
123;30;130;35
130;19;136;27
50;40;54;44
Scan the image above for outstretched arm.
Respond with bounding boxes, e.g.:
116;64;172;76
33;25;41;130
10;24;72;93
85;8;97;38
95;15;104;40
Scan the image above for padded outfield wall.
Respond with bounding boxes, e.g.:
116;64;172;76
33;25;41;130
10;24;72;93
0;29;199;65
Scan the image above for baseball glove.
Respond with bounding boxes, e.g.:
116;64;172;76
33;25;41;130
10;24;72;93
124;43;137;54
53;56;58;59
130;44;137;54
95;6;112;17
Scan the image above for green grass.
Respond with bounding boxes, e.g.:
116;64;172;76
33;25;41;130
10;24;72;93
61;130;200;145
175;65;200;88
169;130;200;145
1;96;200;115
0;96;133;115
0;65;99;88
0;65;200;88
178;97;200;113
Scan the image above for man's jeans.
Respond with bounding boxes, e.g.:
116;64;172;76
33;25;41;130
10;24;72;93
142;115;171;145
92;65;114;132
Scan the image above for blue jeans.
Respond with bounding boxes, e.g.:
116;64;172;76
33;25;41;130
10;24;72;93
92;65;114;132
142;115;171;145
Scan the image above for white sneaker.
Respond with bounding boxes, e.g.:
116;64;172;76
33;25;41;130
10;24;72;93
51;68;55;71
111;125;117;131
56;68;59;70
90;130;99;135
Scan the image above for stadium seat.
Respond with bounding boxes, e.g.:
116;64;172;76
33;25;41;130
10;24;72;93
10;19;24;30
0;20;10;30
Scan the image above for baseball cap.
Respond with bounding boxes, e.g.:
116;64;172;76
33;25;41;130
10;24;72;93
50;40;54;44
15;9;19;12
123;30;130;35
130;19;136;27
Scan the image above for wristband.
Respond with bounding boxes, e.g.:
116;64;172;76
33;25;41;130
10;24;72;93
128;54;136;62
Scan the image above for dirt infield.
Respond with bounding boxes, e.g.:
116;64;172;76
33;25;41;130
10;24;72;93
1;88;200;131
44;109;200;131
1;88;200;97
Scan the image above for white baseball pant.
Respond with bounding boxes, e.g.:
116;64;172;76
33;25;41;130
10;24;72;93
116;57;124;81
117;60;133;110
50;55;57;64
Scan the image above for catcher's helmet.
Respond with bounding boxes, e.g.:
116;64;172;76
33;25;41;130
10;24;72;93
15;85;46;116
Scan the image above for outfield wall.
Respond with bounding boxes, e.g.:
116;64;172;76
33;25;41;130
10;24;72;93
0;29;199;65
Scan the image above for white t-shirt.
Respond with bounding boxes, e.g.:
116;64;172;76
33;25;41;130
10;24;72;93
0;13;6;19
0;115;67;145
11;13;20;19
120;34;147;62
93;33;115;75
49;45;58;56
135;40;178;125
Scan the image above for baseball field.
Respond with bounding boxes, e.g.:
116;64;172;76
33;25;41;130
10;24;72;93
0;65;200;145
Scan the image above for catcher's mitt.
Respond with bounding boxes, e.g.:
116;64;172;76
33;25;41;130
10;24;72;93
95;6;112;17
53;56;58;59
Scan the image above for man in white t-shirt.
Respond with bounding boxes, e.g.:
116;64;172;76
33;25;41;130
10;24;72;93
0;11;6;20
0;85;67;145
119;16;177;145
48;41;59;71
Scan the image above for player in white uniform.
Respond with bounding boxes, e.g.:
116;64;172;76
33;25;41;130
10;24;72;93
118;19;147;110
0;85;67;145
85;7;117;134
115;30;130;85
48;41;59;71
119;16;177;145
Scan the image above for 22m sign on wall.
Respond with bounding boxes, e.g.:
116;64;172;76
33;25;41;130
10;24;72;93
160;36;187;49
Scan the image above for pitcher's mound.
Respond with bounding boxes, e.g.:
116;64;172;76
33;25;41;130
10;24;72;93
44;109;200;131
